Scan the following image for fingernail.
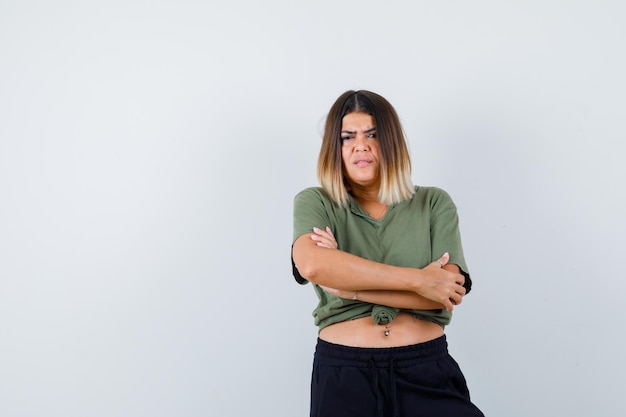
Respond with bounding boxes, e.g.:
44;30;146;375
313;227;320;232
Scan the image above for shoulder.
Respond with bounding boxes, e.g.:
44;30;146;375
293;187;340;219
294;186;336;205
411;186;456;206
294;186;326;199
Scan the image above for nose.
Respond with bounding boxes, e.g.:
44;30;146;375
354;134;369;151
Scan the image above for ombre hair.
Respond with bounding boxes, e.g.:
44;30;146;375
317;90;415;207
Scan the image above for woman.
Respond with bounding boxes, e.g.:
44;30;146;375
292;90;484;417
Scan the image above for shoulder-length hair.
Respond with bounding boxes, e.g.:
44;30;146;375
317;90;414;207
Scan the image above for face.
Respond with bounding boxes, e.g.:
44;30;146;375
340;112;381;191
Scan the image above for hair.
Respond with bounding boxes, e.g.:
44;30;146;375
317;90;414;207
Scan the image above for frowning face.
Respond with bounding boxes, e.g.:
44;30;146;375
340;112;380;191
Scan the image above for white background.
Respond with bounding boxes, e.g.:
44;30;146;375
1;1;625;416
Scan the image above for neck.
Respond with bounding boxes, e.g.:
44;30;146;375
351;188;387;219
350;185;380;204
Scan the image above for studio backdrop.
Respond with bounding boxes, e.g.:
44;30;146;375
1;1;624;416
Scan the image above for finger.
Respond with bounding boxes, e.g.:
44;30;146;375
316;238;337;249
316;241;334;248
455;273;465;287
439;294;454;312
310;230;331;241
315;233;333;243
313;228;337;249
437;252;450;268
311;234;328;246
320;242;337;249
314;237;327;244
450;292;463;306
313;227;333;240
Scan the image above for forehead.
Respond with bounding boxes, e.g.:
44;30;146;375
341;112;375;130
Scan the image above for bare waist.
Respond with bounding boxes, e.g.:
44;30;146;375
318;312;444;348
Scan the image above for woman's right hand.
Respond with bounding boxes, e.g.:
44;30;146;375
417;252;466;312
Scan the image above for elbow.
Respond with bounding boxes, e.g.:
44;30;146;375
293;259;320;283
292;234;324;283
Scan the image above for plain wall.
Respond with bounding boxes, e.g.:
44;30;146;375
1;1;625;416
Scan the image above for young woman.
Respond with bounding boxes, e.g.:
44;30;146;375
292;90;484;417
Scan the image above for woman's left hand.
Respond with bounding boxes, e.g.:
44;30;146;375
310;226;337;249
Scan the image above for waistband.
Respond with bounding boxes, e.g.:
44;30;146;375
314;334;448;367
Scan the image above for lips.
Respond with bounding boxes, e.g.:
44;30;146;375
354;158;372;167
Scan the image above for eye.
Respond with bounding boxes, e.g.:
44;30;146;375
341;135;353;141
367;132;377;139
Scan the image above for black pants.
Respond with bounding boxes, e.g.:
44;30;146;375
310;335;484;417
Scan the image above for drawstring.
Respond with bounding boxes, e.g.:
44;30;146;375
370;357;399;417
389;358;398;417
370;358;384;417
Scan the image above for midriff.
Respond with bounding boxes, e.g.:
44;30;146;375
318;312;444;348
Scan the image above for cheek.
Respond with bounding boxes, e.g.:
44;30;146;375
372;144;382;159
341;149;350;165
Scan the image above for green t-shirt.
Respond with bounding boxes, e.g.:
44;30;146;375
292;185;471;330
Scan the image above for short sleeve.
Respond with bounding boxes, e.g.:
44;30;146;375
429;188;473;293
292;188;334;243
291;187;335;285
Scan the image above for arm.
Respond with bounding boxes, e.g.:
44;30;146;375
293;229;466;312
322;263;463;310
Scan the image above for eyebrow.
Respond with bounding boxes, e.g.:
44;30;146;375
341;127;377;135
